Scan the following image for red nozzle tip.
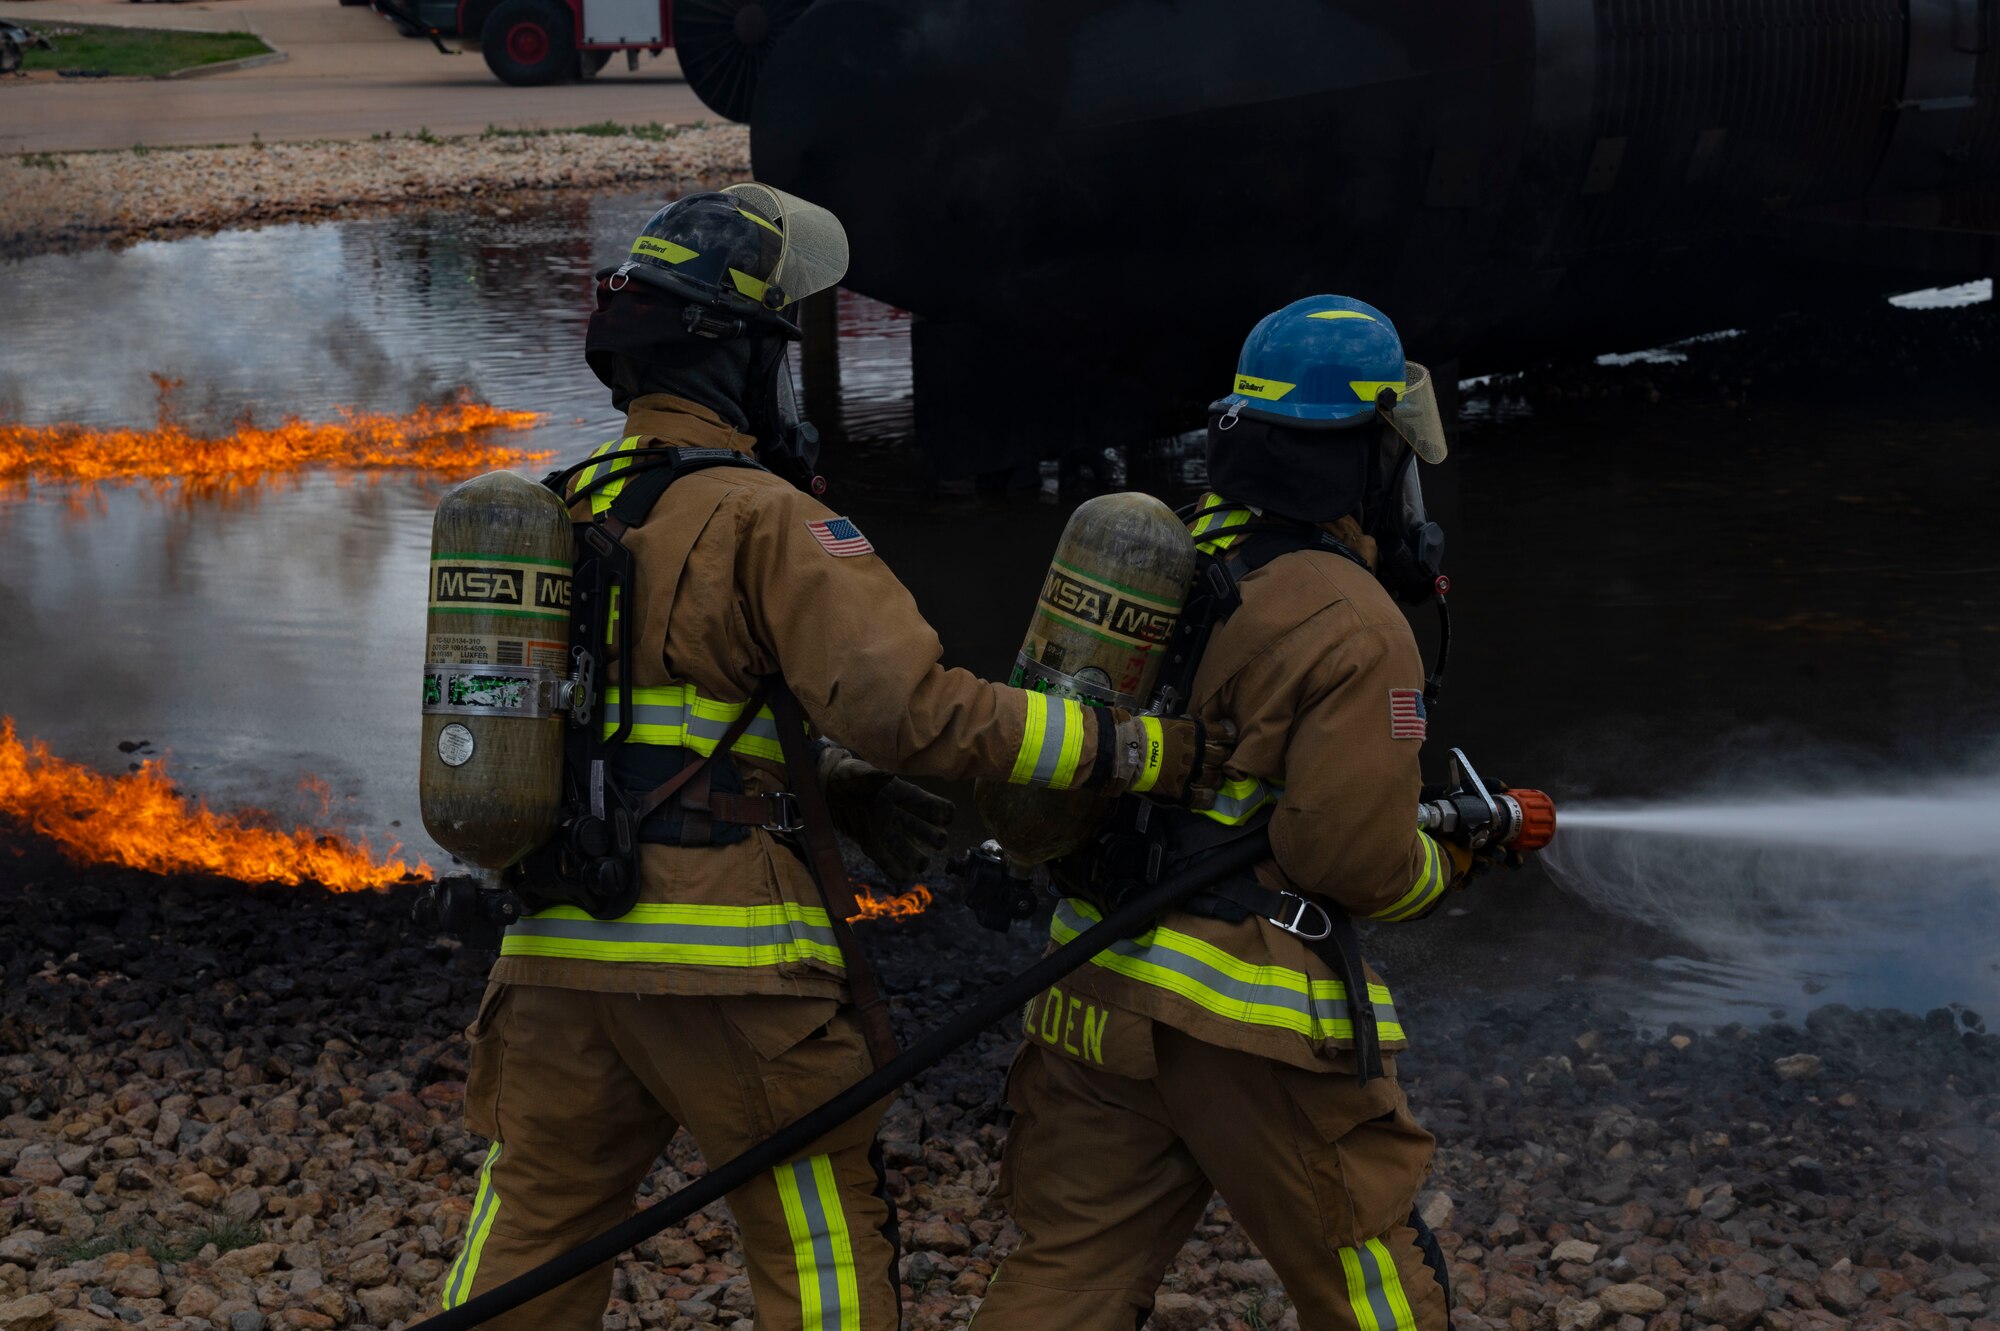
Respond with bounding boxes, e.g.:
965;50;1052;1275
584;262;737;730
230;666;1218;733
1507;789;1557;853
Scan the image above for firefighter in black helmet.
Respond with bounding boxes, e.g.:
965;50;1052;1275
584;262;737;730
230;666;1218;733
429;184;1233;1331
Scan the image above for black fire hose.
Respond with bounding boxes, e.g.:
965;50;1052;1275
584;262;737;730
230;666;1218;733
419;830;1272;1331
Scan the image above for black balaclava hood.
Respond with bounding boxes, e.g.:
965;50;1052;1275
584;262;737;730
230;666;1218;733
585;280;820;492
1204;412;1373;525
586;281;777;428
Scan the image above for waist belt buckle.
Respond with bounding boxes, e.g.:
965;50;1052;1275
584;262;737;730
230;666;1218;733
762;791;805;834
1269;892;1333;941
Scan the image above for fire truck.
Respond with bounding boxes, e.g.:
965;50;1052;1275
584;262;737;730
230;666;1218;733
364;0;808;120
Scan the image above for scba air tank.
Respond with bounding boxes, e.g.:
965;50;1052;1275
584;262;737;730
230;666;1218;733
977;493;1196;865
420;470;574;870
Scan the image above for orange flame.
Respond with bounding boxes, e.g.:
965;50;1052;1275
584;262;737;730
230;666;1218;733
0;377;548;501
0;718;428;892
849;883;933;923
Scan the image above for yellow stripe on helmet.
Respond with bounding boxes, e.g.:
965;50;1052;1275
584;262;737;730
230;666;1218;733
1308;310;1379;321
631;236;699;264
1350;379;1408;404
729;267;779;305
1232;374;1296;401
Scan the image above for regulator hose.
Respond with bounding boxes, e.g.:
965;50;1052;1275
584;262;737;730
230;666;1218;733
418;829;1273;1330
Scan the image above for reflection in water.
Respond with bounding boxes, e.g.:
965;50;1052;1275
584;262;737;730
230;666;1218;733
2;189;1997;1024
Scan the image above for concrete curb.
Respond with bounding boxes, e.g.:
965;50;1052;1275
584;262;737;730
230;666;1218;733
159;45;287;78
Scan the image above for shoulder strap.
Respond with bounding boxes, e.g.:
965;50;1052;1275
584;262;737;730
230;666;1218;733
602;446;769;538
768;683;900;1068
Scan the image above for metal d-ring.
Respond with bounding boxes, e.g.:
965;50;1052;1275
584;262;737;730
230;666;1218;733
1268;892;1333;941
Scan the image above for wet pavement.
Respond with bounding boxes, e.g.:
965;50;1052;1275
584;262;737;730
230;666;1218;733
3;187;1996;1028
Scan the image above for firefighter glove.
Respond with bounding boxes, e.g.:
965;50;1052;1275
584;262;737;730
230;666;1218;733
1441;839;1511;889
818;745;956;884
1107;713;1238;810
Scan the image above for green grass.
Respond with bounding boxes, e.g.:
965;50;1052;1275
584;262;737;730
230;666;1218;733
18;23;271;78
481;120;701;142
46;1217;265;1268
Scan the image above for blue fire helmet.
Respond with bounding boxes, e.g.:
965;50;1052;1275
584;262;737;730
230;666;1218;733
1212;294;1448;462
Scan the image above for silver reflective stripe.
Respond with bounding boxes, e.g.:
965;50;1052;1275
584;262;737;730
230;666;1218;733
603;700;781;745
1207;778;1278;822
1053;899;1403;1033
688;708;782;747
1354;1240;1404;1331
507;914;838;952
603;700;689;729
789;1159;846;1331
1030;694;1070;787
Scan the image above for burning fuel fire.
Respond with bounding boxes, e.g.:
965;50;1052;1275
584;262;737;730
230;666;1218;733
0;378;547;500
0;719;428;892
849;884;934;923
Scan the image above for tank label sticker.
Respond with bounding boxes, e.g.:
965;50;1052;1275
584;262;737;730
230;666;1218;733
422;664;559;719
1037;559;1180;649
427;632;567;670
436;723;477;769
429;555;572;622
1009;651;1135;710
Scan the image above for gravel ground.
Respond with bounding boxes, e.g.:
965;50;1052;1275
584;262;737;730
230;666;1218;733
1;827;1995;1331
0;125;748;260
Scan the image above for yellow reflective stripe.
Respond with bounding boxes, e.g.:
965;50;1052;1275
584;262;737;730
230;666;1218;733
1129;716;1165;794
1005;693;1085;788
1233;373;1296;401
1308;310;1379;322
578;436;645;515
815;1155;861;1331
1197;773;1277;826
1340;1237;1419;1331
501;901;845;969
1051;701;1087;790
1052;899;1405;1044
1350;379;1408;405
601;683;787;764
736;206;783;235
1371;1237;1420;1330
729;267;771;303
632;235;698;264
1371;835;1448;922
442;1143;502;1309
775;1154;860;1331
1190;493;1252;555
1009;692;1050;784
1339;1245;1384;1331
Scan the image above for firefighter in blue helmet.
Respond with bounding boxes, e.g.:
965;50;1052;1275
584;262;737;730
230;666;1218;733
974;295;1473;1331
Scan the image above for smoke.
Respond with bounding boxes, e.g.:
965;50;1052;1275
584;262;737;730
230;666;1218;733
1541;748;2000;1016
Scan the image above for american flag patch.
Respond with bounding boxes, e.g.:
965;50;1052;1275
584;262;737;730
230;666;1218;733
805;517;874;557
1389;689;1428;741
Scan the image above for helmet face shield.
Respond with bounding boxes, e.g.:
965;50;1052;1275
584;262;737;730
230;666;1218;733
722;183;850;306
1379;362;1448;464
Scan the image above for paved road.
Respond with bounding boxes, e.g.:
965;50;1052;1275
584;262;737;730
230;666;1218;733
0;0;713;153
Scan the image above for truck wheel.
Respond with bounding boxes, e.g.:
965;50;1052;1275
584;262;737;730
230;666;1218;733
674;0;812;122
482;0;575;84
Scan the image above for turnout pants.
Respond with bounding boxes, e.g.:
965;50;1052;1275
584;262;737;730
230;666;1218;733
973;1023;1447;1331
432;982;900;1331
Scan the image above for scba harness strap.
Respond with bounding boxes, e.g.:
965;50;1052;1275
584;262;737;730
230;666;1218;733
531;441;898;1065
1081;506;1389;1084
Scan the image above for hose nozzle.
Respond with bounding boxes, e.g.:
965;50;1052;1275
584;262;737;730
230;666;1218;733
1416;748;1559;852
